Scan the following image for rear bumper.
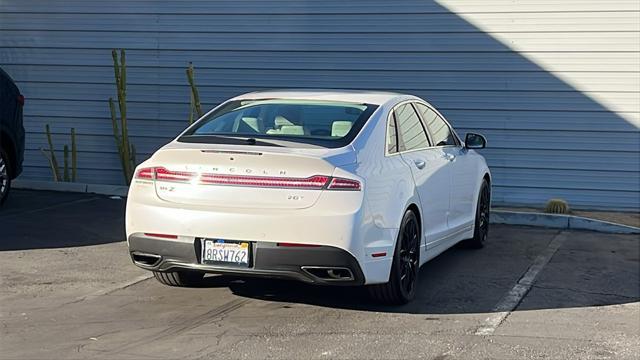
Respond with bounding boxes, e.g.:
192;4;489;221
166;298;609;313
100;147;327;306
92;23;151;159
129;235;365;285
126;180;398;285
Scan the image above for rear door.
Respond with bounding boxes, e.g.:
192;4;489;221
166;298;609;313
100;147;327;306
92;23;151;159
415;103;477;233
393;103;451;246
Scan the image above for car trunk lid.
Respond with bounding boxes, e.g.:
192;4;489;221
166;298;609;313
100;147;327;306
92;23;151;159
149;145;346;209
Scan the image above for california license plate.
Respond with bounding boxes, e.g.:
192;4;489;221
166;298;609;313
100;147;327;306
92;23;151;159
202;239;250;266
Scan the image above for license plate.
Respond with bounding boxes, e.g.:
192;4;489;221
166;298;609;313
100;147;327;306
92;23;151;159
202;239;250;266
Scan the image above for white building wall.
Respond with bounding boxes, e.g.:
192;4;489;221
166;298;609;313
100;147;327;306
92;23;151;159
1;0;638;209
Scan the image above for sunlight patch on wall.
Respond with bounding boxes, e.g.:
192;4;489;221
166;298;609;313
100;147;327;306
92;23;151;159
436;0;640;128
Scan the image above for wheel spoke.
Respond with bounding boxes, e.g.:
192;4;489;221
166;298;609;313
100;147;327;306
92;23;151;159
405;268;414;290
396;214;422;295
0;159;6;193
475;185;491;241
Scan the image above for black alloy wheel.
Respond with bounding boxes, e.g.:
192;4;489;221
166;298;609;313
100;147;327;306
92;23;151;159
399;213;420;296
0;148;10;205
369;210;420;305
462;179;490;249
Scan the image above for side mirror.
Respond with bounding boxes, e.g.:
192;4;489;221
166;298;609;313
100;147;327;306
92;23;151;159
465;133;486;149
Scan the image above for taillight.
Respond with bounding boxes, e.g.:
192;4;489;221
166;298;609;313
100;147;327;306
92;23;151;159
200;174;329;189
155;167;196;182
134;167;361;191
17;94;24;106
134;167;195;182
327;177;361;191
134;167;155;180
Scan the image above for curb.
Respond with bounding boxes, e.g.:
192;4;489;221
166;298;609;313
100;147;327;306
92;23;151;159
491;210;640;235
13;179;129;197
13;180;639;235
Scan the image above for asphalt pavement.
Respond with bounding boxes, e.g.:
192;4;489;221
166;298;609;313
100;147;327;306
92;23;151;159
1;190;638;359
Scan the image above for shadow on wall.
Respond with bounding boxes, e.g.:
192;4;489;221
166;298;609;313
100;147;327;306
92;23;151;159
0;0;638;210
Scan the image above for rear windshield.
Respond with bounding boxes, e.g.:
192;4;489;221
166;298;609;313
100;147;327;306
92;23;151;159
179;99;378;148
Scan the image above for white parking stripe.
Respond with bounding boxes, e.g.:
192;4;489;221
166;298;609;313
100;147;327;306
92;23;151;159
475;231;567;336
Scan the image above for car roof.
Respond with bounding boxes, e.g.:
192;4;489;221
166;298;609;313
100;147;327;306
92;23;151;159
230;89;416;105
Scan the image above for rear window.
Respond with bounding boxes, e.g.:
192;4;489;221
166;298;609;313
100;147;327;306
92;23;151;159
179;99;378;148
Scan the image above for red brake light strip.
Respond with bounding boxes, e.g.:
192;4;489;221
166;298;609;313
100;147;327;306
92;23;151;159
200;174;329;189
144;233;178;239
328;177;362;191
134;167;360;191
134;167;155;180
155;167;196;182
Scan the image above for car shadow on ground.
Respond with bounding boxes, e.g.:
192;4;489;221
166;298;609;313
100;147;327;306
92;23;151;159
0;190;126;250
194;226;640;314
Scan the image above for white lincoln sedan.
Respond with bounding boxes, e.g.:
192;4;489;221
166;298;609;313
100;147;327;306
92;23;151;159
126;90;491;304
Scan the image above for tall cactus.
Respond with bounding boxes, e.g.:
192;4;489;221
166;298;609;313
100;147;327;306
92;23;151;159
186;62;203;124
41;124;60;181
71;128;77;182
40;125;78;182
109;49;135;184
63;145;70;182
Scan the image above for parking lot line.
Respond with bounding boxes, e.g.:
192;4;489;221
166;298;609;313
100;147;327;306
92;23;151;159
475;231;567;336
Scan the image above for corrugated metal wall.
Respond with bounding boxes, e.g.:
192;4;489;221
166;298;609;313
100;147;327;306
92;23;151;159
1;0;639;210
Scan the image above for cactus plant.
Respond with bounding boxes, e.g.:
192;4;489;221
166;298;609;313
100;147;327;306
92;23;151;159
545;198;570;214
41;124;60;181
188;91;195;125
186;62;203;124
108;48;136;184
63;145;70;182
40;125;78;182
71;128;77;182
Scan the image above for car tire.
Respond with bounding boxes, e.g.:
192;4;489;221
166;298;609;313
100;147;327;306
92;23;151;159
0;147;11;206
369;210;420;305
153;270;205;287
460;179;490;249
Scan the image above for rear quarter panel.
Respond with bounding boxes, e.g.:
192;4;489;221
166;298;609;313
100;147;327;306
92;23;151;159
347;101;423;282
352;102;421;238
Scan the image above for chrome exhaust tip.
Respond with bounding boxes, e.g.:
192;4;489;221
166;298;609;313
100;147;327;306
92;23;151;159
131;252;162;267
301;266;354;281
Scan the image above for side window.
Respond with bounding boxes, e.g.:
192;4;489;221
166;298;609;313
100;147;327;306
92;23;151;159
387;115;398;153
394;103;430;152
415;103;458;147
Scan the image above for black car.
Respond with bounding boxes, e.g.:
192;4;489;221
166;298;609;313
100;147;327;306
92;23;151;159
0;68;25;205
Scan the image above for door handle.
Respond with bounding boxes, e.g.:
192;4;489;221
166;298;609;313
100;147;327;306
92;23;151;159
444;154;456;162
414;160;426;169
